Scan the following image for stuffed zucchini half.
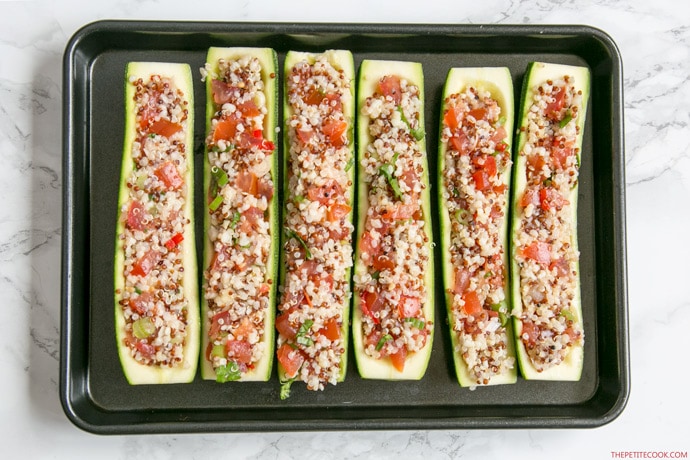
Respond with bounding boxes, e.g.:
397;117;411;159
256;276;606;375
114;62;199;384
200;48;279;382
438;67;517;387
276;50;355;398
510;62;590;381
353;60;434;380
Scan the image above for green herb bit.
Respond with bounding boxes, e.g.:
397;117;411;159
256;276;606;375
455;209;469;225
491;304;509;327
372;271;380;280
560;309;575;322
404;317;425;329
148;133;156;139
134;287;142;295
376;334;393;351
230;210;241;228
559;110;573;128
345;157;354;172
294;195;305;204
379;163;402;201
397;106;425;140
484;270;494;279
284;228;312;260
280;378;295;400
209;194;224;212
215;361;242;383
295;319;314;347
497;116;507;127
211;165;229;188
132;317;156;339
211;344;225;358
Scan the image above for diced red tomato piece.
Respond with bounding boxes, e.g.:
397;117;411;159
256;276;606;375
372;254;395;272
276;310;297;340
238;100;260;117
449;131;471;154
238;206;263;234
468;107;487;121
236;171;258;196
307;179;343;205
148;119;182;138
213;116;239;142
138;90;161;130
472;170;490;191
322;119;348;147
305;88;325;105
164;232;184;250
155;161;183;190
461;290;483;316
359;231;379;261
134;340;155;358
364;329;383;351
226;339;252;364
539;188;569;212
131;250;160;277
319;317;341;341
277;343;304;378
390;347;407;372
483;155;497;177
398;295;421;318
520;188;540;208
381;203;416;220
549;257;570;276
211;79;240;105
256;179;274;201
493;183;507;195
520;320;540;346
453;268;471;295
126;200;146;231
327;203;351;222
233;317;254;340
443;106;461;130
361;290;383;324
521;241;551;266
527;154;546;175
297;127;314;144
546;87;566;119
324;93;342;112
552;144;574;169
129;291;153;315
208;310;231;338
491;126;507;145
400;168;418;191
378;75;402;104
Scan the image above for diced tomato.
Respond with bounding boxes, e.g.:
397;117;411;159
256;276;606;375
238;206;264;234
468;107;487;121
236;171;258;196
131;250;160;277
364;330;383;351
209;310;231;338
398;295;421;318
234;317;254;340
164;232;184;250
443;106;461;130
539;188;568;212
527;154;546;175
552;144;574;170
546;87;566;119
381;203;416;220
277;343;304;378
361;290;383;324
449;131;471;154
324;93;342;112
282;287;305;308
319;317;341;341
305;88;325;105
276;310;298;339
327;203;351;222
453;268;471;295
257;179;274;201
314;272;334;290
148;119;182;138
520;188;540;208
297;127;314;144
129;291;153;315
259;283;270;295
126;200;146;231
213;116;239;142
390;347;407;372
400;168;418;191
521;241;551;266
520;320;540;346
483;155;497;177
493;183;507;195
491;126;507;144
322;119;348;147
461;290;483;316
211;79;238;105
472;170;490;191
359;231;379;261
134;340;155;358
549;257;570;276
155;161;183;190
307;179;343;205
226;339;252;365
372;254;395;272
238;100;260;117
138;90;161;130
260;139;275;152
378;75;402;105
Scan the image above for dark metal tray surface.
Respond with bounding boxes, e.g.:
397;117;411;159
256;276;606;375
60;21;629;434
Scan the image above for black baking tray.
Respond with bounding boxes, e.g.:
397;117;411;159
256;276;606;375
60;20;629;434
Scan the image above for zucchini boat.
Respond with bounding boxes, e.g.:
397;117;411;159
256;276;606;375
114;62;199;384
200;47;279;382
353;60;434;380
276;50;355;397
438;67;518;387
510;62;590;380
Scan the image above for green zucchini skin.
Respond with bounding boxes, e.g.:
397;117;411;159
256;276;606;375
353;60;435;380
510;62;590;381
114;62;199;385
278;50;355;388
438;67;517;387
201;48;279;382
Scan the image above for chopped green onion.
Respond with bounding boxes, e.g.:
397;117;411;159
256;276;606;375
411;126;425;141
559;110;573;128
132;317;156;339
376;334;393;351
295;319;314;347
372;271;380;280
491;304;509;326
148;133;156;138
404;317;425;329
560;309;575;321
451;187;460;198
455;209;469;225
134;287;142;295
484;271;494;279
215;361;242;383
345;157;354;172
285;228;312;260
230;210;241;228
209;194;224;212
135;174;147;189
211;344;225;358
379;163;402;201
294;195;305;203
391;151;401;166
211;165;229;188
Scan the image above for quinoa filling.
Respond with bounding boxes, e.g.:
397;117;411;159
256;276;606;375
276;55;353;391
202;56;276;380
515;76;584;371
441;87;515;385
355;75;432;372
119;74;191;367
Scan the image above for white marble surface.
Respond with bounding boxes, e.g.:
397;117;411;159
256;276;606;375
1;0;688;457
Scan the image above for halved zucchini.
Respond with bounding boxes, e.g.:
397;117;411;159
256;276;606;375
114;62;199;384
438;67;517;387
510;62;590;380
353;60;434;380
200;47;279;382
